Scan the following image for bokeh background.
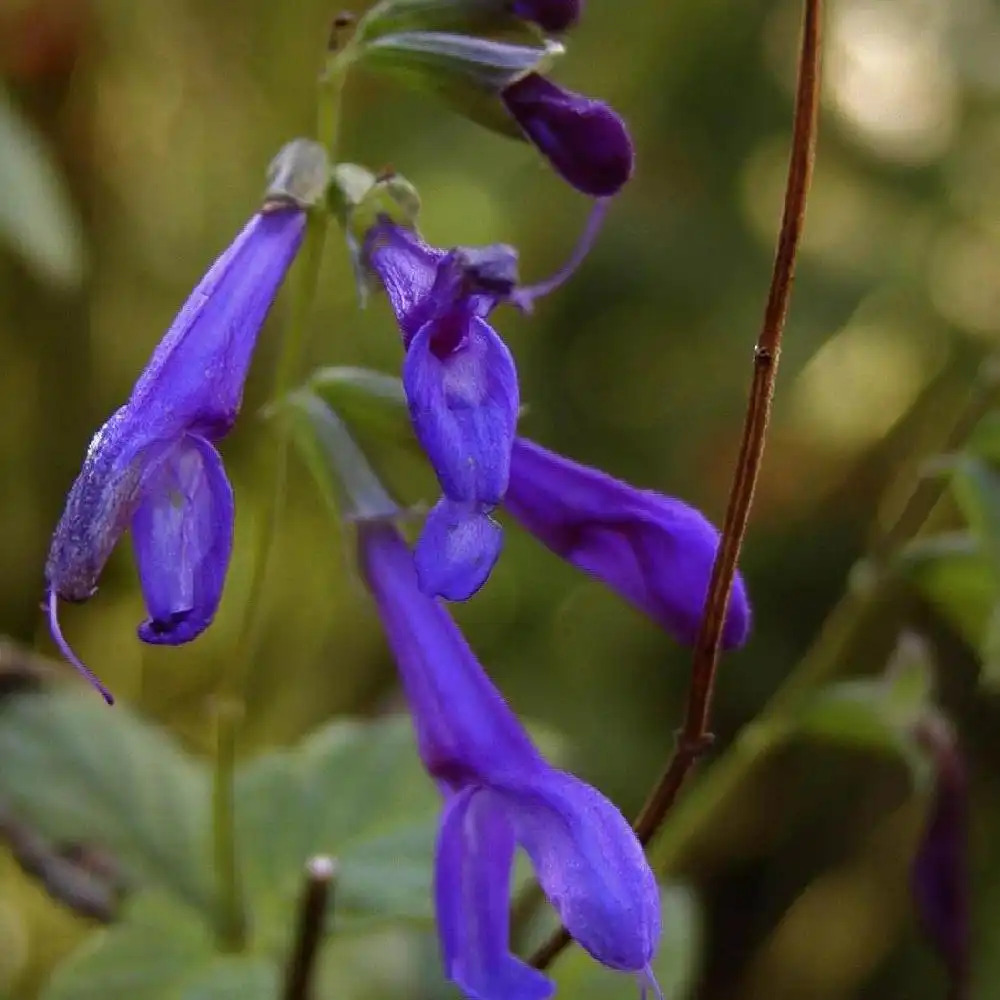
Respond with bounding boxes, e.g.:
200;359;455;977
1;0;999;997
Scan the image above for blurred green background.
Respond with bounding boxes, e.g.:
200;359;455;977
1;0;999;997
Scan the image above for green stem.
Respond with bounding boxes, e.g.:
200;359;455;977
210;45;351;950
213;699;244;950
649;364;1000;875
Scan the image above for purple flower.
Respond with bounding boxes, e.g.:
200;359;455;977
502;74;633;197
912;718;969;997
359;521;662;1000
511;0;582;32
504;438;751;648
45;206;307;702
365;224;521;601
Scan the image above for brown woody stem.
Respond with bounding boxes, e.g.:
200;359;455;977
528;0;823;971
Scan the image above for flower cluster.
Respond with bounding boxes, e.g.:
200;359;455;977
43;9;751;1000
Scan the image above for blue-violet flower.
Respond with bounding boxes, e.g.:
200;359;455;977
505;437;751;648
365;222;521;602
45;205;307;702
359;520;662;1000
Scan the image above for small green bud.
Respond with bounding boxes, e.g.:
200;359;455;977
357;31;563;136
327;163;422;305
264;139;331;209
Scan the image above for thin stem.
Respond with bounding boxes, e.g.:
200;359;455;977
213;699;245;950
527;0;823;971
210;37;351;951
646;370;991;873
283;856;338;1000
232;38;351;698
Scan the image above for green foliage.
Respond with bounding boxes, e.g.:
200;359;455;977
236;716;440;945
0;86;83;288
791;636;934;784
0;690;441;996
904;446;1000;689
0;690;212;915
357;31;560;136
39;895;277;1000
354;0;530;41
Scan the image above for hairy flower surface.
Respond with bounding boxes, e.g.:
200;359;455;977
501;73;633;197
366;223;521;600
45;206;306;701
360;521;661;1000
505;437;752;648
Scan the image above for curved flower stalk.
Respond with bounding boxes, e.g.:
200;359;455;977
359;520;662;1000
45;202;308;703
505;437;752;648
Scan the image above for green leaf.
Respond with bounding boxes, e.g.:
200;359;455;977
792;637;936;787
358;31;562;136
280;388;399;523
236;716;440;946
42;895;213;1000
176;957;279;1000
356;0;531;42
901;531;996;650
794;679;911;755
950;456;1000;575
310;366;415;450
0;691;212;914
0;85;84;287
979;601;1000;692
551;884;701;1000
42;895;279;1000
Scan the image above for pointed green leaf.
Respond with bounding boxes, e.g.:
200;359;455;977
950;456;1000;575
42;894;280;1000
356;0;530;42
280;388;399;522
794;679;910;755
358;31;562;136
41;895;214;1000
0;691;212;913
901;531;997;650
0;85;84;287
236;716;440;945
979;601;1000;692
310;366;415;449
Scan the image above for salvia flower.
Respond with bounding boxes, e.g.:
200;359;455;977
502;73;633;197
359;520;662;1000
911;716;969;997
511;0;582;33
45;185;311;702
365;222;521;601
505;437;751;648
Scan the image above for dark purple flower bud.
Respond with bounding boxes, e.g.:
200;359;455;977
359;521;662;1000
511;0;582;33
504;438;751;648
45;207;306;702
502;73;633;198
912;717;969;997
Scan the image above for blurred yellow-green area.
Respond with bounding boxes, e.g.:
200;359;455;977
1;0;1000;998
